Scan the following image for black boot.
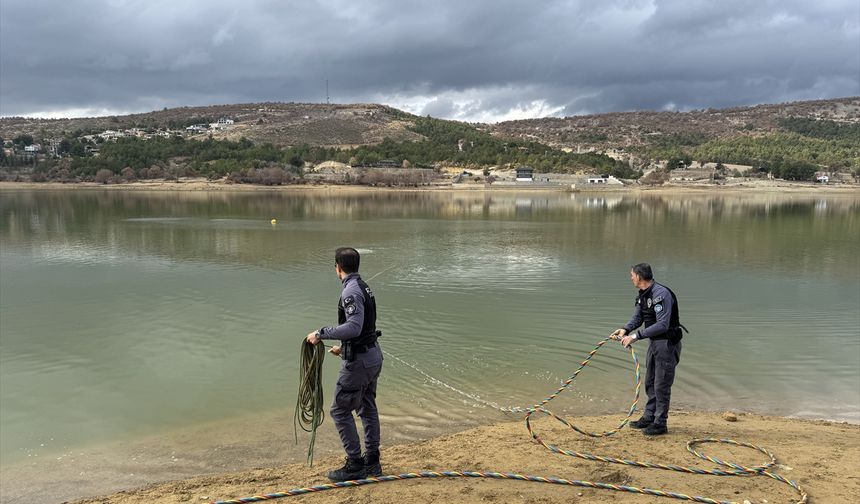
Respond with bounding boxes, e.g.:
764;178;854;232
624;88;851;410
643;423;668;436
327;456;366;482
364;450;382;477
629;416;653;429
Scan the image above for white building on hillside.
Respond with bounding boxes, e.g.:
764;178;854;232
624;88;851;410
587;175;623;185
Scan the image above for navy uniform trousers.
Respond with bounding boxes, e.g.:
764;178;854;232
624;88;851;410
642;338;681;427
331;348;383;459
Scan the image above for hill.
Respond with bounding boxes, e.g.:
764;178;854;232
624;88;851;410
0;103;423;147
1;97;858;184
488;97;860;152
489;98;860;176
3;98;858;151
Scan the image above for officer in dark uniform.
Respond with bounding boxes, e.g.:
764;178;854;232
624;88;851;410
611;263;686;436
306;247;383;481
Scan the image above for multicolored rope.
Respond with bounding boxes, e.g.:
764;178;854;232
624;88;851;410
213;337;807;504
521;337;641;436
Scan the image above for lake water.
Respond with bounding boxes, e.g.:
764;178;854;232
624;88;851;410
1;188;858;502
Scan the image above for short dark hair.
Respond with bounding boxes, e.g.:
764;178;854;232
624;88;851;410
335;247;360;273
631;263;653;280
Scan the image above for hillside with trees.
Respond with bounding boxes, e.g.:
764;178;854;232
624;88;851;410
1;97;857;185
488;97;860;179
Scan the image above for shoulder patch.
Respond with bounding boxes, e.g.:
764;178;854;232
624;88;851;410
343;295;354;305
654;303;663;313
345;304;356;315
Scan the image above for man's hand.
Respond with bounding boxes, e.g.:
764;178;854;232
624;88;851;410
306;331;321;345
328;345;342;356
609;328;627;341
621;333;637;348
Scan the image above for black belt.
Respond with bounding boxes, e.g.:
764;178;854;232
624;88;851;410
650;324;688;341
353;341;376;354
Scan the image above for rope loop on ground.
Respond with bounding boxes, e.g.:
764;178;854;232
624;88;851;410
217;336;807;504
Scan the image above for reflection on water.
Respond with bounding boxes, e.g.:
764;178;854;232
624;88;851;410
3;190;856;278
1;189;859;502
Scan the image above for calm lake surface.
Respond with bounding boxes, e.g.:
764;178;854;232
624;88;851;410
1;188;858;502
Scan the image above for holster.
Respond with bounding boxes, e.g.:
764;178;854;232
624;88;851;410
668;324;689;344
341;330;382;362
341;341;354;362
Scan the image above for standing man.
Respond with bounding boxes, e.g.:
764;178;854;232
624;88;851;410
611;263;686;436
306;247;383;481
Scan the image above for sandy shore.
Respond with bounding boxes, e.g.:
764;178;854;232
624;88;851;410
1;178;858;193
66;411;858;504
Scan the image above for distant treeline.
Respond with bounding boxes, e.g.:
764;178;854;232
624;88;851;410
690;133;858;178
353;117;634;177
638;118;859;180
2;115;637;182
777;117;860;142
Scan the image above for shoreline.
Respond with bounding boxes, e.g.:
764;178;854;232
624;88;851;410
0;409;860;504
1;178;859;194
59;410;858;504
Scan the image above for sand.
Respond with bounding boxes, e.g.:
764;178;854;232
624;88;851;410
67;411;859;504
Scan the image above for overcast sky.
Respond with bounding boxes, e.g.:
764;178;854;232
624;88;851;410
1;0;858;122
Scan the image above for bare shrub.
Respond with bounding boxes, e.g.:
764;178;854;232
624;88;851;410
259;167;287;185
167;166;185;178
145;165;164;179
120;167;136;181
46;167;73;182
56;168;73;182
358;169;429;187
226;167;292;185
95;169;114;184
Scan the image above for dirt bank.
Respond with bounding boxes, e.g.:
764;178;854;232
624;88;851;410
71;411;858;504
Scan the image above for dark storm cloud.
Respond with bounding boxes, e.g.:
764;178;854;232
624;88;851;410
1;0;857;121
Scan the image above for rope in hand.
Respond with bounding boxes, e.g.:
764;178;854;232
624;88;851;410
294;339;326;466
220;337;807;504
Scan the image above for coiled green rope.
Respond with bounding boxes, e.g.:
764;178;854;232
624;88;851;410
294;340;326;466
